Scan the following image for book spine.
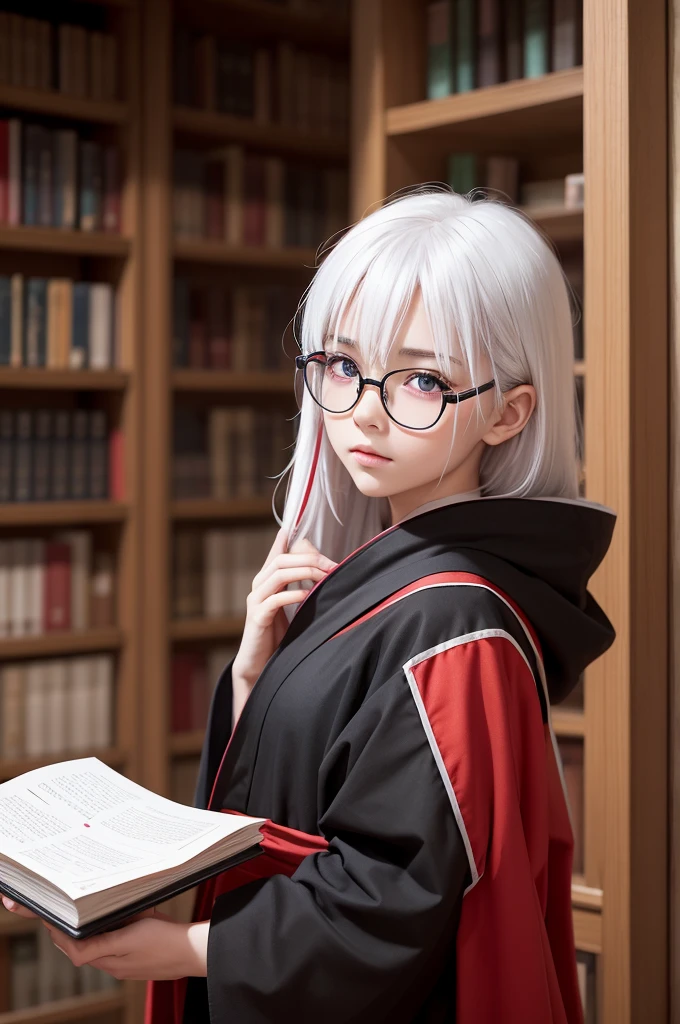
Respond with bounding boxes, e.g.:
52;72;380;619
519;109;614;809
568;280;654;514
91;654;113;747
22;124;40;226
24;661;47;757
24;277;47;367
90;549;114;628
44;659;68;754
103;146;121;233
14;410;33;502
32;408;52;502
37;125;53;227
89;283;113;369
172;277;190;368
51;410;70;501
89;409;109;500
2;664;25;759
427;1;454;99
0;274;10;364
28;537;45;635
0;409;13;502
109;427;125;500
71;281;90;368
8;119;21;226
70;410;90;500
0;540;9;636
523;0;550;78
0;119;8;223
44;541;71;631
67;657;92;751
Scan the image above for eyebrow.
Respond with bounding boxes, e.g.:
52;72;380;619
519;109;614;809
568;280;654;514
325;335;462;366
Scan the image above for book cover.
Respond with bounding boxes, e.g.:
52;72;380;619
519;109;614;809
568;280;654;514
455;0;476;93
523;0;550;78
552;0;583;71
44;541;71;632
427;0;454;100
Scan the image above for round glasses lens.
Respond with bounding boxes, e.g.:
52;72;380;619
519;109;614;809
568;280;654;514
306;355;361;413
384;369;447;428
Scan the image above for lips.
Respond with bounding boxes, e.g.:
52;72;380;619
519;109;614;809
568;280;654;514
350;446;390;459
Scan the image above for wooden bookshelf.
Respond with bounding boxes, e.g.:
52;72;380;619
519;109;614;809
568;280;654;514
171;497;275;521
0;1;144;1021
174;106;348;160
0;84;128;124
172;369;293;393
169;615;245;642
174;0;350;47
352;2;668;1022
173;238;318;268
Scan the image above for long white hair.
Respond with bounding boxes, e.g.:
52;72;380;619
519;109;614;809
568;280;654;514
272;185;581;566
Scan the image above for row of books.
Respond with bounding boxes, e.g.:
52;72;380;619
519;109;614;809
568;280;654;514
173;146;348;249
8;931;119;1013
173;281;297;372
0;120;121;232
173;407;295;501
264;0;350;13
173;525;279;620
0;535;114;638
0;13;118;102
558;736;583;875
0;654;114;760
174;32;349;139
0;276;117;369
447;155;584;210
171;645;238;734
0;409;124;504
427;0;582;98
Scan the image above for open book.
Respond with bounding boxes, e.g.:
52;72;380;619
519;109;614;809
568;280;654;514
0;757;264;939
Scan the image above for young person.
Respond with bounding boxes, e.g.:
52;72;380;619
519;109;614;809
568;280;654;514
3;187;615;1023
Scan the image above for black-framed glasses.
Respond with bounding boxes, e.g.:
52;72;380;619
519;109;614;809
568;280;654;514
295;350;495;431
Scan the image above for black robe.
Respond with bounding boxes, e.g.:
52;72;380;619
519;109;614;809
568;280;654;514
146;496;615;1024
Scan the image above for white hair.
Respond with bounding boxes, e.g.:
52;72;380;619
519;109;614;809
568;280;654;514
272;184;582;565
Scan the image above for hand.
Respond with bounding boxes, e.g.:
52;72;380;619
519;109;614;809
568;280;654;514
1;896;209;980
231;527;337;720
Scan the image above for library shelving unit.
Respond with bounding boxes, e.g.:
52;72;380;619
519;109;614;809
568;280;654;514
0;1;143;1022
351;1;668;1021
140;0;350;829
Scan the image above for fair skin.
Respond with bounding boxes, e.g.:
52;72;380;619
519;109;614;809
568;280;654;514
1;295;535;979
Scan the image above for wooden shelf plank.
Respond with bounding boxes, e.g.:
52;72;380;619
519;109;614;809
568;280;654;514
520;204;584;242
0;85;127;124
571;881;603;911
170;615;245;642
0;502;128;526
553;709;585;737
169;729;205;756
173;107;348;160
0;989;125;1024
386;67;583;152
0;746;126;784
0;369;129;390
0;227;130;257
175;0;349;47
171;497;275;520
172;369;294;393
174;239;317;269
0;628;123;660
572;907;602;955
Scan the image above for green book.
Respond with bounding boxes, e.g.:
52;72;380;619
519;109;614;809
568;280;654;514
524;0;550;78
427;1;454;99
456;0;476;93
446;153;478;195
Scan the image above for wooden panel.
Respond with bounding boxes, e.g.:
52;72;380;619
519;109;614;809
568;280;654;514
174;108;347;161
584;0;669;1020
0;502;127;526
350;0;385;219
0;85;127;124
173;240;318;269
573;907;603;955
0;628;123;661
0;370;129;390
671;2;680;1016
0;228;130;257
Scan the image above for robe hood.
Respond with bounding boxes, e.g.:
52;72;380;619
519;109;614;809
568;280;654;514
295;493;616;707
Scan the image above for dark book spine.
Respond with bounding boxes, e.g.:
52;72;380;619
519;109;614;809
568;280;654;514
71;282;89;369
0;275;10;365
70;410;89;500
173;277;189;367
0;410;14;502
22;124;41;226
14;410;33;502
51;410;70;500
37;125;53;227
32;408;52;502
88;409;108;500
24;277;47;367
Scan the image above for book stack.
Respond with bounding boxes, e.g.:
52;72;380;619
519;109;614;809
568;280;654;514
172;525;279;620
173;406;295;500
0;13;119;101
8;931;119;1013
426;0;582;98
445;156;584;212
0;535;114;637
173;280;297;371
171;644;238;733
0;654;115;759
0;276;117;368
557;736;584;875
0;408;123;503
0;120;121;233
173;145;348;248
173;30;349;139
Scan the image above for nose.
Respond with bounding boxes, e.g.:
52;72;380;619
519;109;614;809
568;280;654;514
352;379;388;426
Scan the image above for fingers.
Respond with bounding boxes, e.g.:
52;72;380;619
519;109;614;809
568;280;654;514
262;526;289;570
249;565;327;607
1;897;38;919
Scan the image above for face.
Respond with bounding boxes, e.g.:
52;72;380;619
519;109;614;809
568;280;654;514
318;294;504;523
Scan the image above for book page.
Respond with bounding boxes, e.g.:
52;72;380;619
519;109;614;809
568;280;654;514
0;757;264;900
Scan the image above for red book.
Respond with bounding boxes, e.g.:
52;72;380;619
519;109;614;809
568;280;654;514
188;286;208;368
243;154;266;246
109;428;125;501
44;542;71;632
171;653;197;732
0;121;8;224
204;159;225;240
103;146;121;234
207;286;231;369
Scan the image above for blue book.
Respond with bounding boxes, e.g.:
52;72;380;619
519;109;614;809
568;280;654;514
0;277;11;366
24;278;47;368
524;0;550;78
71;282;90;369
446;153;478;194
456;0;476;92
427;1;455;99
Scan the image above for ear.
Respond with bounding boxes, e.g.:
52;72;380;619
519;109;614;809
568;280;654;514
482;384;536;447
